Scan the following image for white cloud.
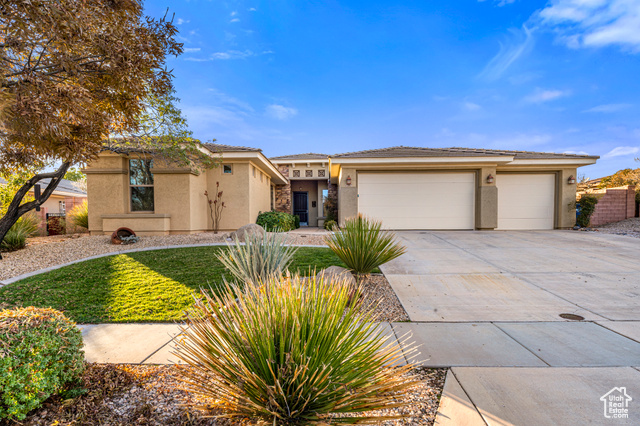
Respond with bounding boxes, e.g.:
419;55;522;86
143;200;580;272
185;49;270;62
524;88;570;103
175;18;189;25
463;101;482;111
563;150;589;155
230;18;240;23
479;25;534;80
249;7;257;11
583;103;632;113
265;104;298;120
230;11;238;16
207;89;254;113
603;146;640;158
536;0;640;52
183;47;201;53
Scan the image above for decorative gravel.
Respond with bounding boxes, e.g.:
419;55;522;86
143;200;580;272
362;274;410;322
593;217;640;239
20;364;446;426
0;231;328;282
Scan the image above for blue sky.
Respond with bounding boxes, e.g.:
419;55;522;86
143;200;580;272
146;0;640;178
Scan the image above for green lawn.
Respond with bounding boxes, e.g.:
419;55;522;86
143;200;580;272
0;246;350;323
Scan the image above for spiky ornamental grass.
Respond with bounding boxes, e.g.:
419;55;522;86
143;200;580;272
325;215;407;278
174;274;418;425
217;231;299;284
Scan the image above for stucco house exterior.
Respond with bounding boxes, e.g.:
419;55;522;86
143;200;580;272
85;144;598;234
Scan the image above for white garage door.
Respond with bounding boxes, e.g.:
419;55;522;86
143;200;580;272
496;174;555;230
358;172;476;230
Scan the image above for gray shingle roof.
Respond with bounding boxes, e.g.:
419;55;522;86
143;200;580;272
203;143;262;153
269;153;329;161
0;177;86;196
330;146;599;160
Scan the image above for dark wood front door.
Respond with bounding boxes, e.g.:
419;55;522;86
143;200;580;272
293;192;308;224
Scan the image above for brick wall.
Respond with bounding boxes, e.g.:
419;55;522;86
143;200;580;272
588;185;636;226
274;165;291;213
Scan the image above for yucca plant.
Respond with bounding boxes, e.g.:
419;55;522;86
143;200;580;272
217;230;298;284
174;274;417;425
68;201;89;230
0;213;40;252
326;214;406;278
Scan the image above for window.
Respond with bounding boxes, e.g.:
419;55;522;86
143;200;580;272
59;200;66;214
322;189;328;216
223;164;233;174
129;159;154;212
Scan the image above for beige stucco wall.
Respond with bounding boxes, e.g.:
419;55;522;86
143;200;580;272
338;168;358;225
85;153;276;235
559;168;578;228
288;164;329;180
476;166;498;229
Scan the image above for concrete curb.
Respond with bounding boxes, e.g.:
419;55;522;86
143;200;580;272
0;242;328;286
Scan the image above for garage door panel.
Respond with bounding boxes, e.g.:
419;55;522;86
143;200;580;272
358;173;475;230
497;174;555;230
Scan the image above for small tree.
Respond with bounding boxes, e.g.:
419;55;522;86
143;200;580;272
205;182;225;233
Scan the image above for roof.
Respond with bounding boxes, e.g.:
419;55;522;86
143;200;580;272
203;143;262;153
330;146;600;160
269;153;329;161
0;177;86;196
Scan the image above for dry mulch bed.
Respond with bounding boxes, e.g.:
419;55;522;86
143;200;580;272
362;274;410;322
9;364;446;426
593;217;640;239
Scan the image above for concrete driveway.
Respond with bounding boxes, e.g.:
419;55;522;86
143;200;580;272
383;230;640;322
381;231;640;425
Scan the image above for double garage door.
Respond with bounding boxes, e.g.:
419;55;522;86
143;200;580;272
357;172;555;230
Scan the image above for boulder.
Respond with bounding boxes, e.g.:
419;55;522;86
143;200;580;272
316;266;356;286
230;223;266;242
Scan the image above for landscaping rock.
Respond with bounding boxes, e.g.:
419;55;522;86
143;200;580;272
316;266;356;286
230;224;266;242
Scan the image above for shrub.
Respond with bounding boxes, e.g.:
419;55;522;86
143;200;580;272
323;194;338;222
576;195;599;227
0;307;85;421
174;274;416;424
324;219;337;230
256;211;296;232
217;231;298;284
68;201;89;230
326;214;406;277
0;213;40;252
293;214;300;229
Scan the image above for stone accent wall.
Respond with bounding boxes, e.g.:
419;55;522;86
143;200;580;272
588;185;636;226
274;165;291;213
327;183;338;220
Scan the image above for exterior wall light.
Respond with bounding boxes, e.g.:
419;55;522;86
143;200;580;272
346;175;352;186
486;174;494;184
568;175;576;184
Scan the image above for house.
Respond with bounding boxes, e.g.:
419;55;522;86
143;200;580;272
85;143;287;235
84;144;598;235
0;177;87;233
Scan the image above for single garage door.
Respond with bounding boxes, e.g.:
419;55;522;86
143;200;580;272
358;172;475;230
496;174;555;230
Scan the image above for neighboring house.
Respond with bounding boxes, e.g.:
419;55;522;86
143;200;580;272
85;143;287;235
0;177;87;233
85;144;597;235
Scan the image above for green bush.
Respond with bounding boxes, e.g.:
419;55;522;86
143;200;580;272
0;307;85;421
326;214;406;277
293;214;300;229
577;195;599;227
175;274;416;424
324;219;337;230
69;201;89;230
218;231;298;284
1;213;40;252
256;211;296;232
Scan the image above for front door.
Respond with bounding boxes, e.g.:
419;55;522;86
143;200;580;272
293;192;309;225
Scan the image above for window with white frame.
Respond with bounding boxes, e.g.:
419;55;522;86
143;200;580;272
59;200;66;214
